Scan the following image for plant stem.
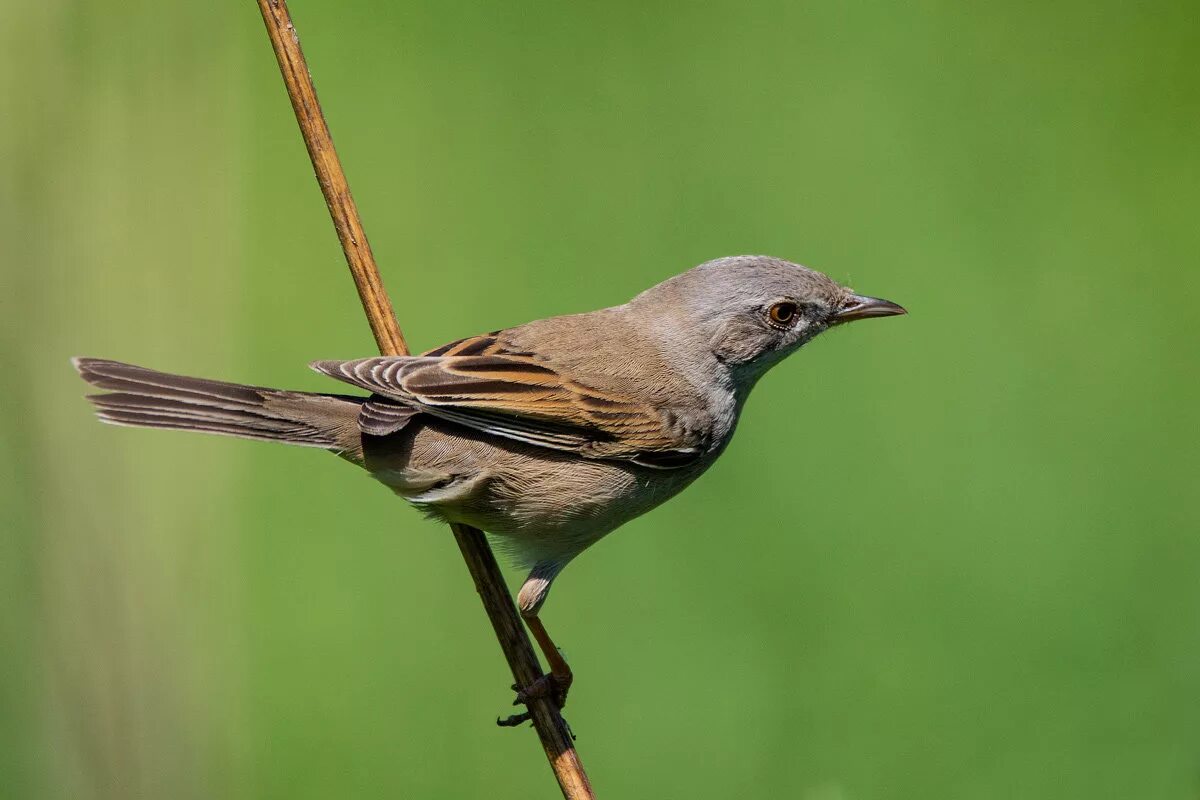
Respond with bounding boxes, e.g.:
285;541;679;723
255;2;595;797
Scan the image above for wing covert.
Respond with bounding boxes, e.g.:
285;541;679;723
311;337;706;468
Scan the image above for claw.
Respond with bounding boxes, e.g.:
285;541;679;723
497;711;533;727
498;672;572;729
496;709;577;739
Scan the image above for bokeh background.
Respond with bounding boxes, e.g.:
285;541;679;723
3;2;1198;798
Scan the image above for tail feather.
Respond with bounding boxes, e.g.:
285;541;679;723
89;391;310;432
73;357;364;454
75;358;267;406
90;407;323;444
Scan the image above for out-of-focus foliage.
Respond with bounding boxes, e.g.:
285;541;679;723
2;2;1197;798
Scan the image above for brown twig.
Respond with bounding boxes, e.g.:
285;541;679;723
255;2;595;798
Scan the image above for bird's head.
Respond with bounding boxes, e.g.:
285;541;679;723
632;255;906;388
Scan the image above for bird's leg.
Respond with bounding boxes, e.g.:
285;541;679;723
520;613;573;707
498;565;573;727
498;612;574;729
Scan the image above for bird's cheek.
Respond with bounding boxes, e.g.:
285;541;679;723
710;320;767;364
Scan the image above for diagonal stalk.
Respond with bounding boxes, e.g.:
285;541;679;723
255;2;595;797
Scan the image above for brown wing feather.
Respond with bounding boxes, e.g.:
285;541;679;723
311;336;704;467
357;397;419;437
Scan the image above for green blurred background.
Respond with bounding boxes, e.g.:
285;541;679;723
3;1;1198;798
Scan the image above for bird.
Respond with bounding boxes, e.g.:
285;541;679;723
74;254;905;711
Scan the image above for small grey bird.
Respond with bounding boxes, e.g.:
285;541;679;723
75;255;904;706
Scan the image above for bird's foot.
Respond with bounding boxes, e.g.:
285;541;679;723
515;671;572;707
496;672;573;729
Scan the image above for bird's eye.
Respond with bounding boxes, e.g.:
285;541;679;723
767;301;798;327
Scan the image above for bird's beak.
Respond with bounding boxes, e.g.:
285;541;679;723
833;294;907;324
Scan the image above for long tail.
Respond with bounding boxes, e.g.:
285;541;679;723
73;358;365;457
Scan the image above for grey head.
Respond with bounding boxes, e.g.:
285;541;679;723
629;255;906;390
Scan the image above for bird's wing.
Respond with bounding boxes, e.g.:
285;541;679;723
311;338;706;468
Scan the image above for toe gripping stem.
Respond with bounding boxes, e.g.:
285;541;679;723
496;615;574;732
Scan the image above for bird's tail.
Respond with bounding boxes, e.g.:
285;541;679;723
73;357;365;458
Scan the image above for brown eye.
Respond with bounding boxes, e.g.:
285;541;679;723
768;301;798;326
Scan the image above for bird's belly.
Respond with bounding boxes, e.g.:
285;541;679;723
365;419;708;567
456;456;699;565
482;466;636;532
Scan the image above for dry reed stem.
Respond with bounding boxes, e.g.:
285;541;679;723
255;2;595;797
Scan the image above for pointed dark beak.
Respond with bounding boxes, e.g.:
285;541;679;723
833;294;907;324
